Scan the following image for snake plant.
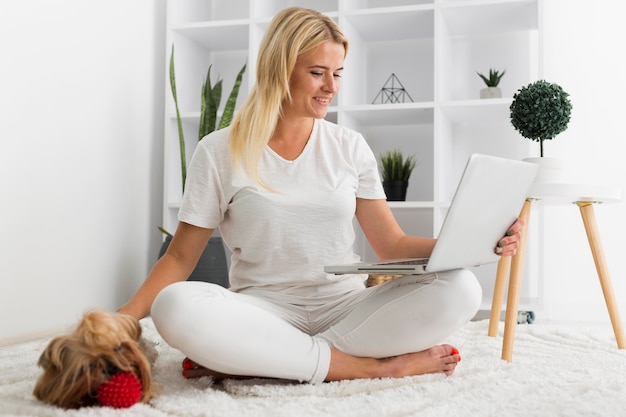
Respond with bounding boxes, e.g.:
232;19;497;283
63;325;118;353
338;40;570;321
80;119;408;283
161;46;245;236
169;45;246;191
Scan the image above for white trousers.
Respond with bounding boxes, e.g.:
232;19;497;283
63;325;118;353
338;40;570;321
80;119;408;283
151;269;482;384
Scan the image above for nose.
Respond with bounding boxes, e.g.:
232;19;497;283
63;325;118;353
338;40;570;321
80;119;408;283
323;73;339;94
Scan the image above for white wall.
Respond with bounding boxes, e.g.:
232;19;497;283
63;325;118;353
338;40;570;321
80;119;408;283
540;0;626;325
0;0;166;343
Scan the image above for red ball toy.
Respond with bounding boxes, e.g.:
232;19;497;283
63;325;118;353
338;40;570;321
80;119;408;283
96;371;143;408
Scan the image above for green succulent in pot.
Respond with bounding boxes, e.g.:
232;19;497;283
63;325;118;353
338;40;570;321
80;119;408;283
477;68;506;99
509;79;572;157
380;149;417;201
477;68;506;88
380;149;416;182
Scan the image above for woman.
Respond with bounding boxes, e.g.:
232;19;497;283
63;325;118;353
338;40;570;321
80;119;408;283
118;7;523;384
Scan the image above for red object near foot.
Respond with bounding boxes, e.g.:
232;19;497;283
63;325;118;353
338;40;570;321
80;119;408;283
182;358;194;370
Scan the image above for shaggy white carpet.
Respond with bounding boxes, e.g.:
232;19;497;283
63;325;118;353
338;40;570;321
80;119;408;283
1;318;625;417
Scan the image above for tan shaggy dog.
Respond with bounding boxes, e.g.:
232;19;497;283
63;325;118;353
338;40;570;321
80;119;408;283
33;309;157;409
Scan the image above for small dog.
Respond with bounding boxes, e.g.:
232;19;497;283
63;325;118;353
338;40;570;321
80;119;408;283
33;309;157;409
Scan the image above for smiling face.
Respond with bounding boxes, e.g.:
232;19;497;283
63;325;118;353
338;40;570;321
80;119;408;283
283;41;345;120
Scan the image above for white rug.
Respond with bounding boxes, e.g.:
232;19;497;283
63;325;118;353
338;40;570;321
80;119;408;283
1;318;625;417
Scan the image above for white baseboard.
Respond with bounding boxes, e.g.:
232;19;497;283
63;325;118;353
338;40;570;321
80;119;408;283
0;326;71;348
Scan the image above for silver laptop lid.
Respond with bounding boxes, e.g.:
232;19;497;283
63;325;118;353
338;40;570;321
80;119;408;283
324;153;538;275
425;153;537;272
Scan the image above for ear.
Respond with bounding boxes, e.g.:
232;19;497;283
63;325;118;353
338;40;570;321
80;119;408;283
37;336;70;370
33;336;100;409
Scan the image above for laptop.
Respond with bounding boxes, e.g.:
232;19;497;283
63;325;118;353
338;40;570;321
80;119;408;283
324;153;538;275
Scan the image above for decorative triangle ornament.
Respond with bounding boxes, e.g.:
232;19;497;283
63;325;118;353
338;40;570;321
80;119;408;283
372;73;414;104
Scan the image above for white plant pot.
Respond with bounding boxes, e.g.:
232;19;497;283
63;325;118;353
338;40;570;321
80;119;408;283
523;157;563;184
480;87;502;99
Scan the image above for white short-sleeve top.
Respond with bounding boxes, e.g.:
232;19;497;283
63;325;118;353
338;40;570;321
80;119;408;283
179;118;386;296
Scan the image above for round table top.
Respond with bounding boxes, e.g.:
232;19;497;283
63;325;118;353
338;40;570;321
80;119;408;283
527;182;623;204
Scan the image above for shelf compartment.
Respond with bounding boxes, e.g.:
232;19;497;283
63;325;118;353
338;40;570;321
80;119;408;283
439;0;538;37
168;0;250;25
436;30;538;101
356;121;435;202
341;8;435;105
342;7;434;42
171;20;250;51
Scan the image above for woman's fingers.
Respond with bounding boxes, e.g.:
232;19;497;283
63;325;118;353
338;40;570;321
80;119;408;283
494;218;525;256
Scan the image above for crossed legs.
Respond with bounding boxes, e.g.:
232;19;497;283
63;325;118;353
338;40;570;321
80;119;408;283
151;269;481;383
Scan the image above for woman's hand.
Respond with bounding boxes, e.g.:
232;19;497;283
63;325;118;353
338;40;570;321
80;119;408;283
494;218;525;257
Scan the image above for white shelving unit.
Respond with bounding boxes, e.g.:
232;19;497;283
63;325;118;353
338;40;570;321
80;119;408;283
163;0;543;310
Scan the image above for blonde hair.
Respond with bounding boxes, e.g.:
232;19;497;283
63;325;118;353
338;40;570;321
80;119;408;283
229;7;348;186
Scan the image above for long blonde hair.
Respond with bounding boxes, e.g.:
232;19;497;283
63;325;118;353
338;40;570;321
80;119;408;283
229;7;348;186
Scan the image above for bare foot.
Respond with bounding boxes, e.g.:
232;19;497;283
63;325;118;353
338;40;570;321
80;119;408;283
326;344;462;381
383;344;461;377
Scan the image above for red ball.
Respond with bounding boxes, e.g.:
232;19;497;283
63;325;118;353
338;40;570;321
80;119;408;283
96;372;143;408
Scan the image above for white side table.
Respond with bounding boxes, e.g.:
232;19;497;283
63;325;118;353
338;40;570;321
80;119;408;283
487;182;625;362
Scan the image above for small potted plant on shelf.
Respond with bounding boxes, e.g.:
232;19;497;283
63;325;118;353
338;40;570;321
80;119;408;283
509;79;573;183
380;149;417;201
159;45;246;286
477;68;506;99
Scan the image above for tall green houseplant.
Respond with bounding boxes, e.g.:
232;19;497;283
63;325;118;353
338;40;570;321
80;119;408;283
169;45;246;192
162;46;246;237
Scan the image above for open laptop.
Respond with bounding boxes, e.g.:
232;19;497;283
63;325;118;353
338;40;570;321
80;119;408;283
324;153;538;275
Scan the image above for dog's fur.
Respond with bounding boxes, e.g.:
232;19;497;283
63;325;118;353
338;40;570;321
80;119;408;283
33;310;157;409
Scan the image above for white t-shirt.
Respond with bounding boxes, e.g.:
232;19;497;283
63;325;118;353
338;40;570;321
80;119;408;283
179;118;386;296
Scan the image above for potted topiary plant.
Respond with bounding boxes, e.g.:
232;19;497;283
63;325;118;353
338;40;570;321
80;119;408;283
509;79;572;182
477;68;505;99
380;149;417;201
159;45;246;287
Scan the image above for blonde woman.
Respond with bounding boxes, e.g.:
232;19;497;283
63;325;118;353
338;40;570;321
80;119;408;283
118;7;523;383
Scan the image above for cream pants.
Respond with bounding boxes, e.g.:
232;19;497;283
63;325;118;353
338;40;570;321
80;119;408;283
151;269;482;384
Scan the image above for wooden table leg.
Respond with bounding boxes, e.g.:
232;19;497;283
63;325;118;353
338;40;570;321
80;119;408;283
501;199;533;362
488;248;512;337
577;202;626;349
489;200;530;337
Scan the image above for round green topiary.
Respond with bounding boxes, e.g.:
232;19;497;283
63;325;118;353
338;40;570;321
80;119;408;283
510;80;572;157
